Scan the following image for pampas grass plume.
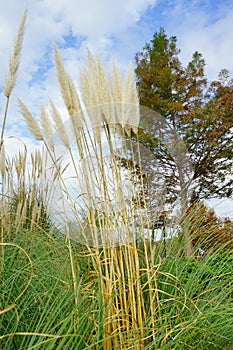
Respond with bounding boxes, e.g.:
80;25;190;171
4;9;27;97
18;99;43;141
40;104;54;150
53;44;81;118
49;99;70;148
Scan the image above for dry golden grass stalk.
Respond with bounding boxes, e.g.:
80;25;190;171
88;51;112;107
49;99;70;148
0;142;50;234
67;75;82;116
40;104;54;151
4;9;27;98
80;51;140;137
18;99;43;140
79;52;108;142
53;45;71;107
123;63;140;134
110;59;123;103
53;45;82;119
0;145;6;183
1;10;27;149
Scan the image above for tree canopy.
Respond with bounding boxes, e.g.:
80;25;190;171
134;28;233;211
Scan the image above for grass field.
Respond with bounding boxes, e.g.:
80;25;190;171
1;223;233;349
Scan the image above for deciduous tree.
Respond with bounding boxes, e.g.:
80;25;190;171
134;28;233;213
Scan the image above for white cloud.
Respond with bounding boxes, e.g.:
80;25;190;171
207;198;233;219
168;1;233;79
0;0;158;132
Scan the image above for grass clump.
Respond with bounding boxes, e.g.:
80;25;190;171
1;228;233;349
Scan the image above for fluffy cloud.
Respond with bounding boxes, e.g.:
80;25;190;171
165;0;233;79
0;0;157;129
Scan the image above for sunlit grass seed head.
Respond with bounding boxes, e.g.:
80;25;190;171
53;44;82;119
40;104;54;151
18;99;43;141
79;49;140;134
4;10;27;98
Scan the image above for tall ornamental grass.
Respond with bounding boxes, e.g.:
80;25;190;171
0;10;52;278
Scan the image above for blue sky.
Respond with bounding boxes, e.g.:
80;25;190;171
1;0;233;118
0;0;233;217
